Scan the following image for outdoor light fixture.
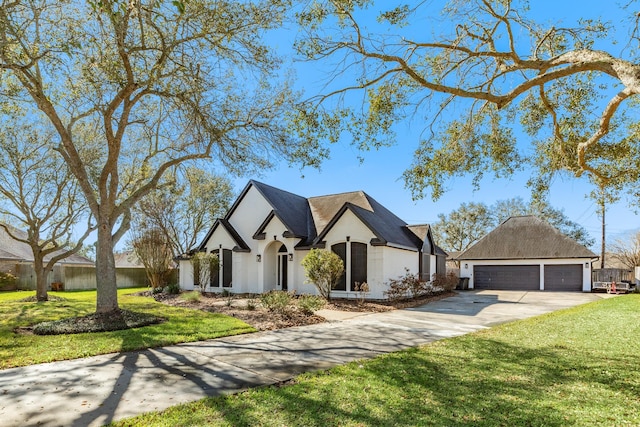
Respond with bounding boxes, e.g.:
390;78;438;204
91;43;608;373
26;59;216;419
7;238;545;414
346;236;350;241
288;253;293;261
585;262;589;268
256;254;261;262
464;263;468;269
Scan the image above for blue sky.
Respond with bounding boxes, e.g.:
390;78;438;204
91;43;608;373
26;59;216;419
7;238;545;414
227;0;640;250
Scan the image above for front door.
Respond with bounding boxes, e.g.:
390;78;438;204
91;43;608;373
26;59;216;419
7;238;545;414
277;244;288;290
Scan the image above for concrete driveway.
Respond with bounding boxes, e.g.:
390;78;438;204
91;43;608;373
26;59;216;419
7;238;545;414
0;291;609;427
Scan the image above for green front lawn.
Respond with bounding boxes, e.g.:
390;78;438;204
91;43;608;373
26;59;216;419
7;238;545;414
0;288;255;369
114;295;640;427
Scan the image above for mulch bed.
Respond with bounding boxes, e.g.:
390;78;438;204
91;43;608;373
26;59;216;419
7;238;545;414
150;290;456;331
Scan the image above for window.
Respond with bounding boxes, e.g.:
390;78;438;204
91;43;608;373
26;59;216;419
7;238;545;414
222;249;232;287
331;242;347;291
350;242;367;291
331;241;367;292
210;249;220;287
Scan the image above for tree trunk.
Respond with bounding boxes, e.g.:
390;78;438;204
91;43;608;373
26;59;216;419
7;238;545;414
95;221;119;314
33;253;48;302
600;201;606;269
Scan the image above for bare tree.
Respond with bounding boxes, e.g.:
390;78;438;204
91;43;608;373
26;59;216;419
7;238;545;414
609;231;640;271
130;225;174;289
0;123;94;301
0;0;325;315
136;167;233;256
190;252;219;291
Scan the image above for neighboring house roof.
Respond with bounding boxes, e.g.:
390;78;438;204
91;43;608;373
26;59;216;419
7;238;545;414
0;247;23;261
0;223;94;265
201;180;445;254
114;251;144;268
456;215;597;260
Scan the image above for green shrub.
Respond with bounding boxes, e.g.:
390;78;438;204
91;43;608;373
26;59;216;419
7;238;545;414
165;283;181;295
260;290;293;315
301;249;344;301
297;294;326;315
180;291;201;302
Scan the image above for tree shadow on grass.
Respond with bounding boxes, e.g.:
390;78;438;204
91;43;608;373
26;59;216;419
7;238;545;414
196;337;640;427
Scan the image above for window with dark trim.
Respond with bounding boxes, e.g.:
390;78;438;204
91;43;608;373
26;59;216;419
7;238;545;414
210;249;220;287
350;242;367;291
331;242;347;291
222;249;232;287
420;253;431;282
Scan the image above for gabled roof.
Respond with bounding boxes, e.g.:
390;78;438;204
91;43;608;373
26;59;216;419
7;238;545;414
114;251;145;268
229;180;316;244
199;219;250;252
311;193;424;251
199;180;435;253
0;223;94;265
406;224;448;256
457;215;597;260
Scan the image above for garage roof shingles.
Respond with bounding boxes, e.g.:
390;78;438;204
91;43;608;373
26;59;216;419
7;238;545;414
457;215;596;260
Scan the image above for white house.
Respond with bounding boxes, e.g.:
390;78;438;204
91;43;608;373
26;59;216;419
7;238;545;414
456;216;597;292
177;180;446;299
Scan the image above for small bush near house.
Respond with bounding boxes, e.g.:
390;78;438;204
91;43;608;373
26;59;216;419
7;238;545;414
301;249;344;301
180;291;201;303
260;290;294;315
165;283;181;295
384;269;455;301
0;271;17;290
431;272;458;292
354;282;370;306
384;269;426;301
246;295;258;311
297;294;326;315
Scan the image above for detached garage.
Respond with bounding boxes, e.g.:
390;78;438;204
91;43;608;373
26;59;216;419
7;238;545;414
457;216;597;292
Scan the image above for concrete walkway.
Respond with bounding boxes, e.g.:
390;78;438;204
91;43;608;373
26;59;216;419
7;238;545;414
0;291;609;427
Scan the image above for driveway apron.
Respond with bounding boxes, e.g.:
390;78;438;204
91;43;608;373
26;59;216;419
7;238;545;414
0;291;608;427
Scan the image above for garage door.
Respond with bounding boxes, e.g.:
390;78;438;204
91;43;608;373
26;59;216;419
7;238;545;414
474;265;540;290
544;264;583;291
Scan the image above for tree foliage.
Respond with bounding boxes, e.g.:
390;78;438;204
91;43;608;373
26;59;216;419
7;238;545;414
0;0;324;313
301;248;344;301
0;121;93;301
433;197;594;254
294;0;640;201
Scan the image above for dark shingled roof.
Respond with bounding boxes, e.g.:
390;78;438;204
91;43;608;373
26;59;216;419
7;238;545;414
457;216;597;260
201;181;436;252
406;224;448;256
245;180;317;244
